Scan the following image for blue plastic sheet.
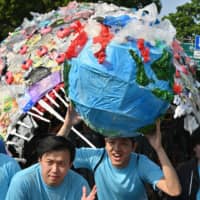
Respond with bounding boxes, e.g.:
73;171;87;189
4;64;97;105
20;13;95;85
68;39;172;137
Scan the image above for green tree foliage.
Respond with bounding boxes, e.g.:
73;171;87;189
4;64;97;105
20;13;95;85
0;0;70;40
76;0;161;11
0;0;161;41
164;0;200;41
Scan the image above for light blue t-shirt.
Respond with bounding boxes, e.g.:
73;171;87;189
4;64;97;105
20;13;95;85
6;163;90;200
74;148;163;200
0;153;21;200
197;165;200;200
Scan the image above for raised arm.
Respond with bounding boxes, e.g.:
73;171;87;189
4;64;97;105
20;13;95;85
57;102;82;138
146;119;181;196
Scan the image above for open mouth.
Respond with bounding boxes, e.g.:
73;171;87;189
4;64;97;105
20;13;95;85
112;153;122;161
49;175;60;181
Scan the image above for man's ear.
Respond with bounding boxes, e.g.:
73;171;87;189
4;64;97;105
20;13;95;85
38;157;41;163
132;142;138;151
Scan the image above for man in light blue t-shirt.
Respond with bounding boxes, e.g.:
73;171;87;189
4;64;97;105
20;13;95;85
58;104;181;200
0;153;21;200
6;135;97;200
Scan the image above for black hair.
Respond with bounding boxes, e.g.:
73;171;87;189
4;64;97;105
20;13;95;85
36;135;75;163
190;127;200;148
105;136;136;144
128;137;136;143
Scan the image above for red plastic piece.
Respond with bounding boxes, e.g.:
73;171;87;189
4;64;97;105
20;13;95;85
19;45;28;55
5;71;14;84
36;46;48;57
21;59;33;70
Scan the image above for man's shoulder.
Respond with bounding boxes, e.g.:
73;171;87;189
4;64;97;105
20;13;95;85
0;153;15;162
68;169;87;179
67;169;88;184
0;153;19;167
13;163;39;180
130;152;149;161
130;153;158;169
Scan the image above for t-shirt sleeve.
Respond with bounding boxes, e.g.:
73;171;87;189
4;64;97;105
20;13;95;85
80;176;91;196
6;160;21;185
5;173;28;200
9;160;21;172
72;172;91;199
74;148;104;171
137;154;163;190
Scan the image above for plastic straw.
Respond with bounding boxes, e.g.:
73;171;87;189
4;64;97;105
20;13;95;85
53;89;68;107
46;93;60;108
27;111;50;123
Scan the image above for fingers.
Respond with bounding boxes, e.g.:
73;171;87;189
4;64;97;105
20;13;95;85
68;101;76;116
88;185;97;200
156;119;161;134
90;185;97;196
68;101;73;114
81;185;97;200
82;186;87;198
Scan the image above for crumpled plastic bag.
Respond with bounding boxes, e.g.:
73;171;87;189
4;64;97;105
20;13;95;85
68;39;174;137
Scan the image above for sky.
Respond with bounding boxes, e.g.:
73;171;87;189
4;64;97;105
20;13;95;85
160;0;191;16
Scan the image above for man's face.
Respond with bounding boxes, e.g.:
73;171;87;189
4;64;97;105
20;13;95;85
193;144;200;162
39;150;72;186
105;137;135;168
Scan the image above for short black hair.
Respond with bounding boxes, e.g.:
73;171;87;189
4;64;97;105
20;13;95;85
105;136;136;143
36;135;75;162
190;127;200;148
